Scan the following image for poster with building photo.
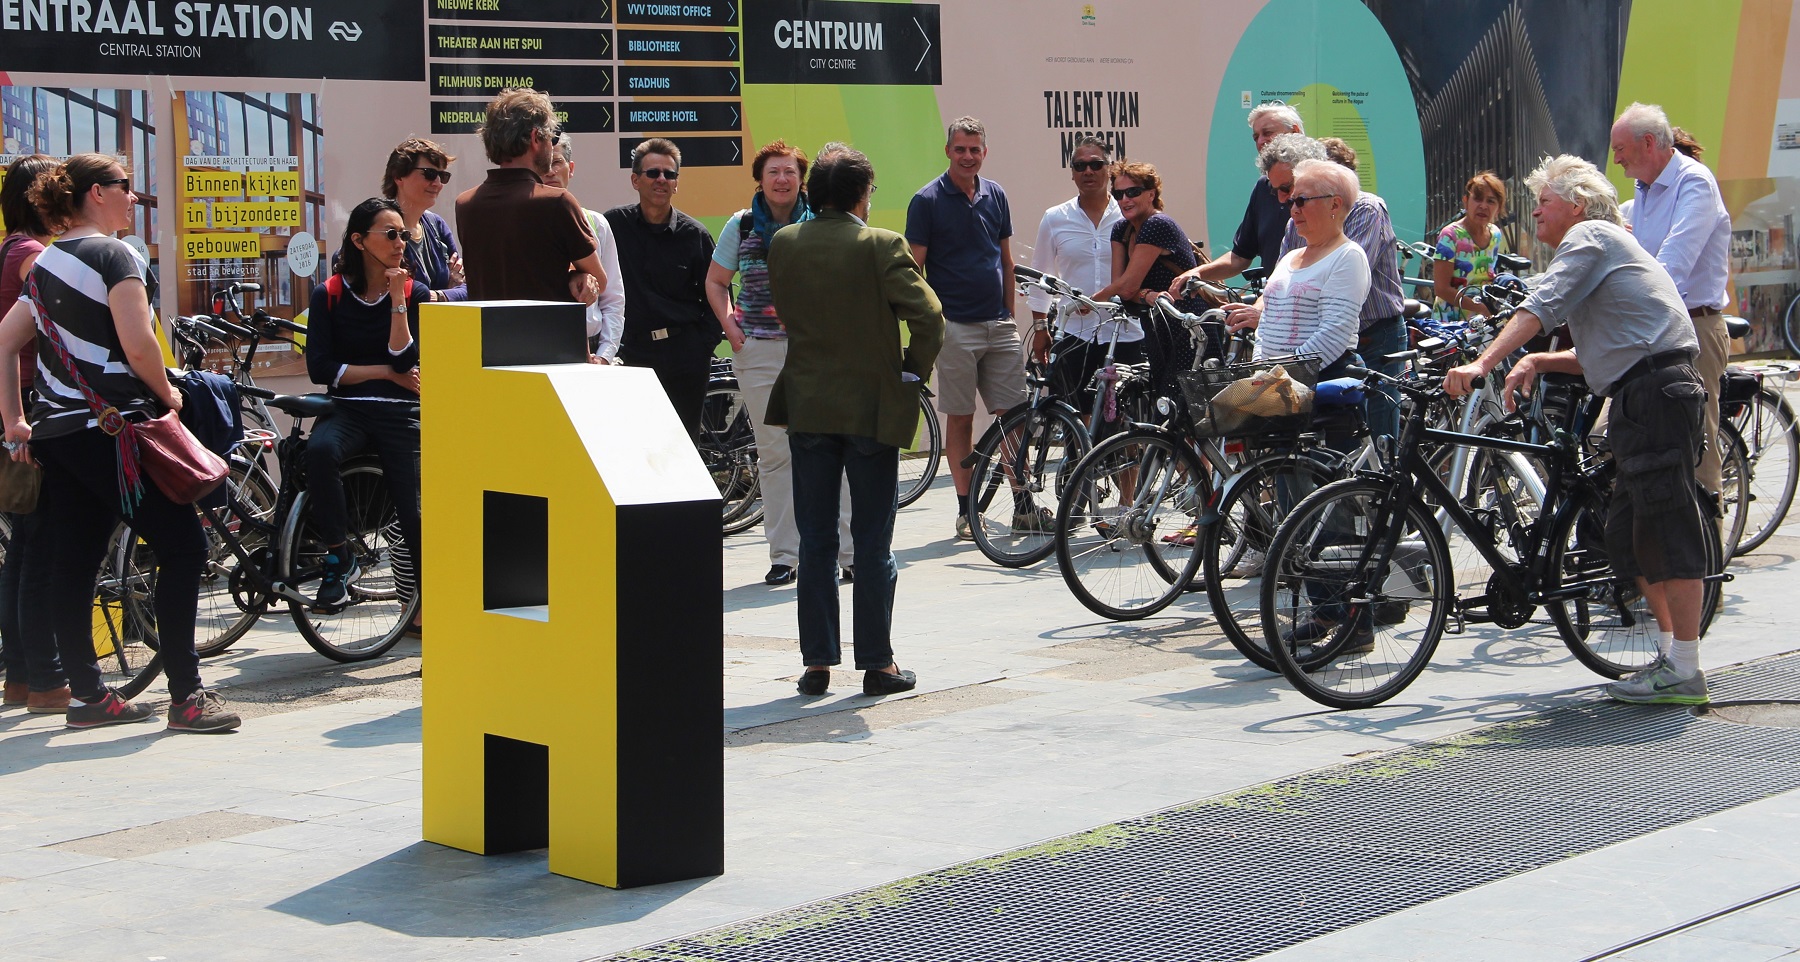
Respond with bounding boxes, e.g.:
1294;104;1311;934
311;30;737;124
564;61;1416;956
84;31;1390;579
0;85;158;291
170;90;325;377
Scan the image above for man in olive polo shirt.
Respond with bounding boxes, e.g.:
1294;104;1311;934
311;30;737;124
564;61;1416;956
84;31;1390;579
905;116;1023;541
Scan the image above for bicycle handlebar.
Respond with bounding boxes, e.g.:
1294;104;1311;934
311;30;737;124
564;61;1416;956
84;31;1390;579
239;384;276;400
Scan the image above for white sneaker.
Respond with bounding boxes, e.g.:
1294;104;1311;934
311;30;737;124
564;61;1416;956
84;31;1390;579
1228;548;1265;578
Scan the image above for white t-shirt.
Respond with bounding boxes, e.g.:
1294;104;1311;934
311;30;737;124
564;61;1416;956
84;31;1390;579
1254;241;1370;363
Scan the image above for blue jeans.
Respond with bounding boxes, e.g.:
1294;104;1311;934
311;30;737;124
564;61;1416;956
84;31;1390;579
789;432;898;670
1358;315;1407;443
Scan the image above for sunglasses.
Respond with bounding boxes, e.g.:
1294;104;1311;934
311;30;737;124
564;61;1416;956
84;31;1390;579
1111;185;1152;201
1272;182;1295;196
1289;193;1337;209
414;168;452;184
640;168;680;180
370;227;410;241
96;177;131;191
1070;160;1107;173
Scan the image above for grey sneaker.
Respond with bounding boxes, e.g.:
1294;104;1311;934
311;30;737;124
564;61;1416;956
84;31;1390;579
1012;506;1055;534
167;689;242;733
1605;665;1709;706
65;690;154;728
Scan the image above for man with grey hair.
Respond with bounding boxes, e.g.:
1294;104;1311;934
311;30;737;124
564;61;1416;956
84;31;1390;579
1182;102;1303;284
905;116;1025;541
1611;101;1732;502
1446;154;1711;706
544;133;625;362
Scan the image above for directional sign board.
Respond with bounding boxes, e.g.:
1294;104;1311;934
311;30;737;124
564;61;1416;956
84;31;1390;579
743;0;941;86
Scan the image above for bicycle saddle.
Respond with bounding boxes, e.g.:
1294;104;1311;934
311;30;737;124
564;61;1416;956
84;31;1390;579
1314;377;1366;406
1724;315;1750;339
1401;298;1431;320
268;394;336;419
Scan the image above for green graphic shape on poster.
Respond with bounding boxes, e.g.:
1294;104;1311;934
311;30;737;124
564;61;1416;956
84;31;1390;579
1205;0;1427;253
740;83;944;235
1607;0;1743;196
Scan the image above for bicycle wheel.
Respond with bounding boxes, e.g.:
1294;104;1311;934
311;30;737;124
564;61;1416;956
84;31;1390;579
116;457;279;659
1548;484;1723;678
283;461;415;662
898;392;942;508
967;405;1089;568
700;385;763;535
1783;293;1800;358
1718;424;1752;559
1262;479;1451;709
1202;453;1337;672
1730;386;1798;554
1054;430;1207;620
94;524;164;700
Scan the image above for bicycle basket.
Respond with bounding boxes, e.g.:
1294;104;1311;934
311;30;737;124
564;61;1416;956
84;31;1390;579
1178;355;1321;438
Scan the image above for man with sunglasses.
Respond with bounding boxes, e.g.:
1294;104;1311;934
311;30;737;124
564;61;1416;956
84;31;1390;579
454;88;606;304
1179;102;1303;286
905;116;1024;541
1027;137;1138;404
606;138;720;441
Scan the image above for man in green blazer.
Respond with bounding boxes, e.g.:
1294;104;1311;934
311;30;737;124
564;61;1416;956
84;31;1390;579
767;144;945;698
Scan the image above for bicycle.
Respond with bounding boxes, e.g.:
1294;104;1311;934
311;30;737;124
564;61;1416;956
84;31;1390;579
1718;358;1798;555
1259;360;1726;710
703;356;943;537
115;383;419;667
960;266;1147;567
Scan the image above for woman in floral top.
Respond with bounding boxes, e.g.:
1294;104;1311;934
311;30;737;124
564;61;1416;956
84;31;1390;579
1430;171;1508;328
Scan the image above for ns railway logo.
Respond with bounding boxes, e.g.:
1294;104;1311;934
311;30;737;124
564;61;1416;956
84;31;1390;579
745;0;941;86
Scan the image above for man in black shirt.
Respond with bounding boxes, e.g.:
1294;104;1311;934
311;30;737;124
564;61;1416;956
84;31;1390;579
605;138;719;439
1179;102;1302;284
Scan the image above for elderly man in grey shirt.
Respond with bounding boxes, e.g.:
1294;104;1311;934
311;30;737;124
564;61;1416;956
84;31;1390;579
1446;155;1710;707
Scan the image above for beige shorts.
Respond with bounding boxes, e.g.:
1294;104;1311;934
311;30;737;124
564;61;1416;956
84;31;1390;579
934;318;1027;416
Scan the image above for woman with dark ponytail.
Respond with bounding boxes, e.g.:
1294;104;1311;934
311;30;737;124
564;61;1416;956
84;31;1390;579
0;154;67;714
0;153;240;733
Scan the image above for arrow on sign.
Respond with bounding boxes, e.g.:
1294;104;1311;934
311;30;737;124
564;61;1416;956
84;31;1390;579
727;70;738;92
600;104;614;128
913;18;931;72
599;0;612;20
600;32;611;57
724;1;737;23
328;20;362;41
727;34;738;60
732;140;741;163
728;105;739;127
602;71;612;93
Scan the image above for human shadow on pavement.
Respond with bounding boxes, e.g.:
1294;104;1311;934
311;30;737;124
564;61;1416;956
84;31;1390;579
0;721;171;776
320;707;420;748
270;840;722;938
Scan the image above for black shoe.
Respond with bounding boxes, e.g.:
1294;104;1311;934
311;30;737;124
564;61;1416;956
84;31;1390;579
764;564;797;586
840;566;854;583
797;669;830;696
863;667;918;695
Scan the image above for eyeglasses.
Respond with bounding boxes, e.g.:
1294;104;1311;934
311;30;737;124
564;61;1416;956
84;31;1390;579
373;227;409;241
1289;193;1337;209
413;168;452;185
640;168;679;180
1070;160;1107;173
1111;185;1151;201
96;177;131;191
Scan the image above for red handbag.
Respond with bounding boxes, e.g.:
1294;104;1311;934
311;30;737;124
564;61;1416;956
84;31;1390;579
132;408;228;504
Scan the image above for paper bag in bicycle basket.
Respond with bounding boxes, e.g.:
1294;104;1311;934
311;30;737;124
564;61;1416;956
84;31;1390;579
1178;356;1320;437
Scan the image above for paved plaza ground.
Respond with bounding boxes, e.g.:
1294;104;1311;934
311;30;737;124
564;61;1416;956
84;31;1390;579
4;432;1800;960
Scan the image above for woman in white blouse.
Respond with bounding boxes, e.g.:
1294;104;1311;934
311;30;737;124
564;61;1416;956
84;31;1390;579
1225;159;1370;378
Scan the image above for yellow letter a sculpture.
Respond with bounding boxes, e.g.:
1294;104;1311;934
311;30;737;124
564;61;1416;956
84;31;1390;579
420;301;723;888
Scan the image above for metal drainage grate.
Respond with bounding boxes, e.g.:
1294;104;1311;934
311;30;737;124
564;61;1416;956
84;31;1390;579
606;653;1800;962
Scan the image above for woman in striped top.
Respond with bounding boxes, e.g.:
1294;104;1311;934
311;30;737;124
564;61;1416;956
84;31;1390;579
0;153;239;733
